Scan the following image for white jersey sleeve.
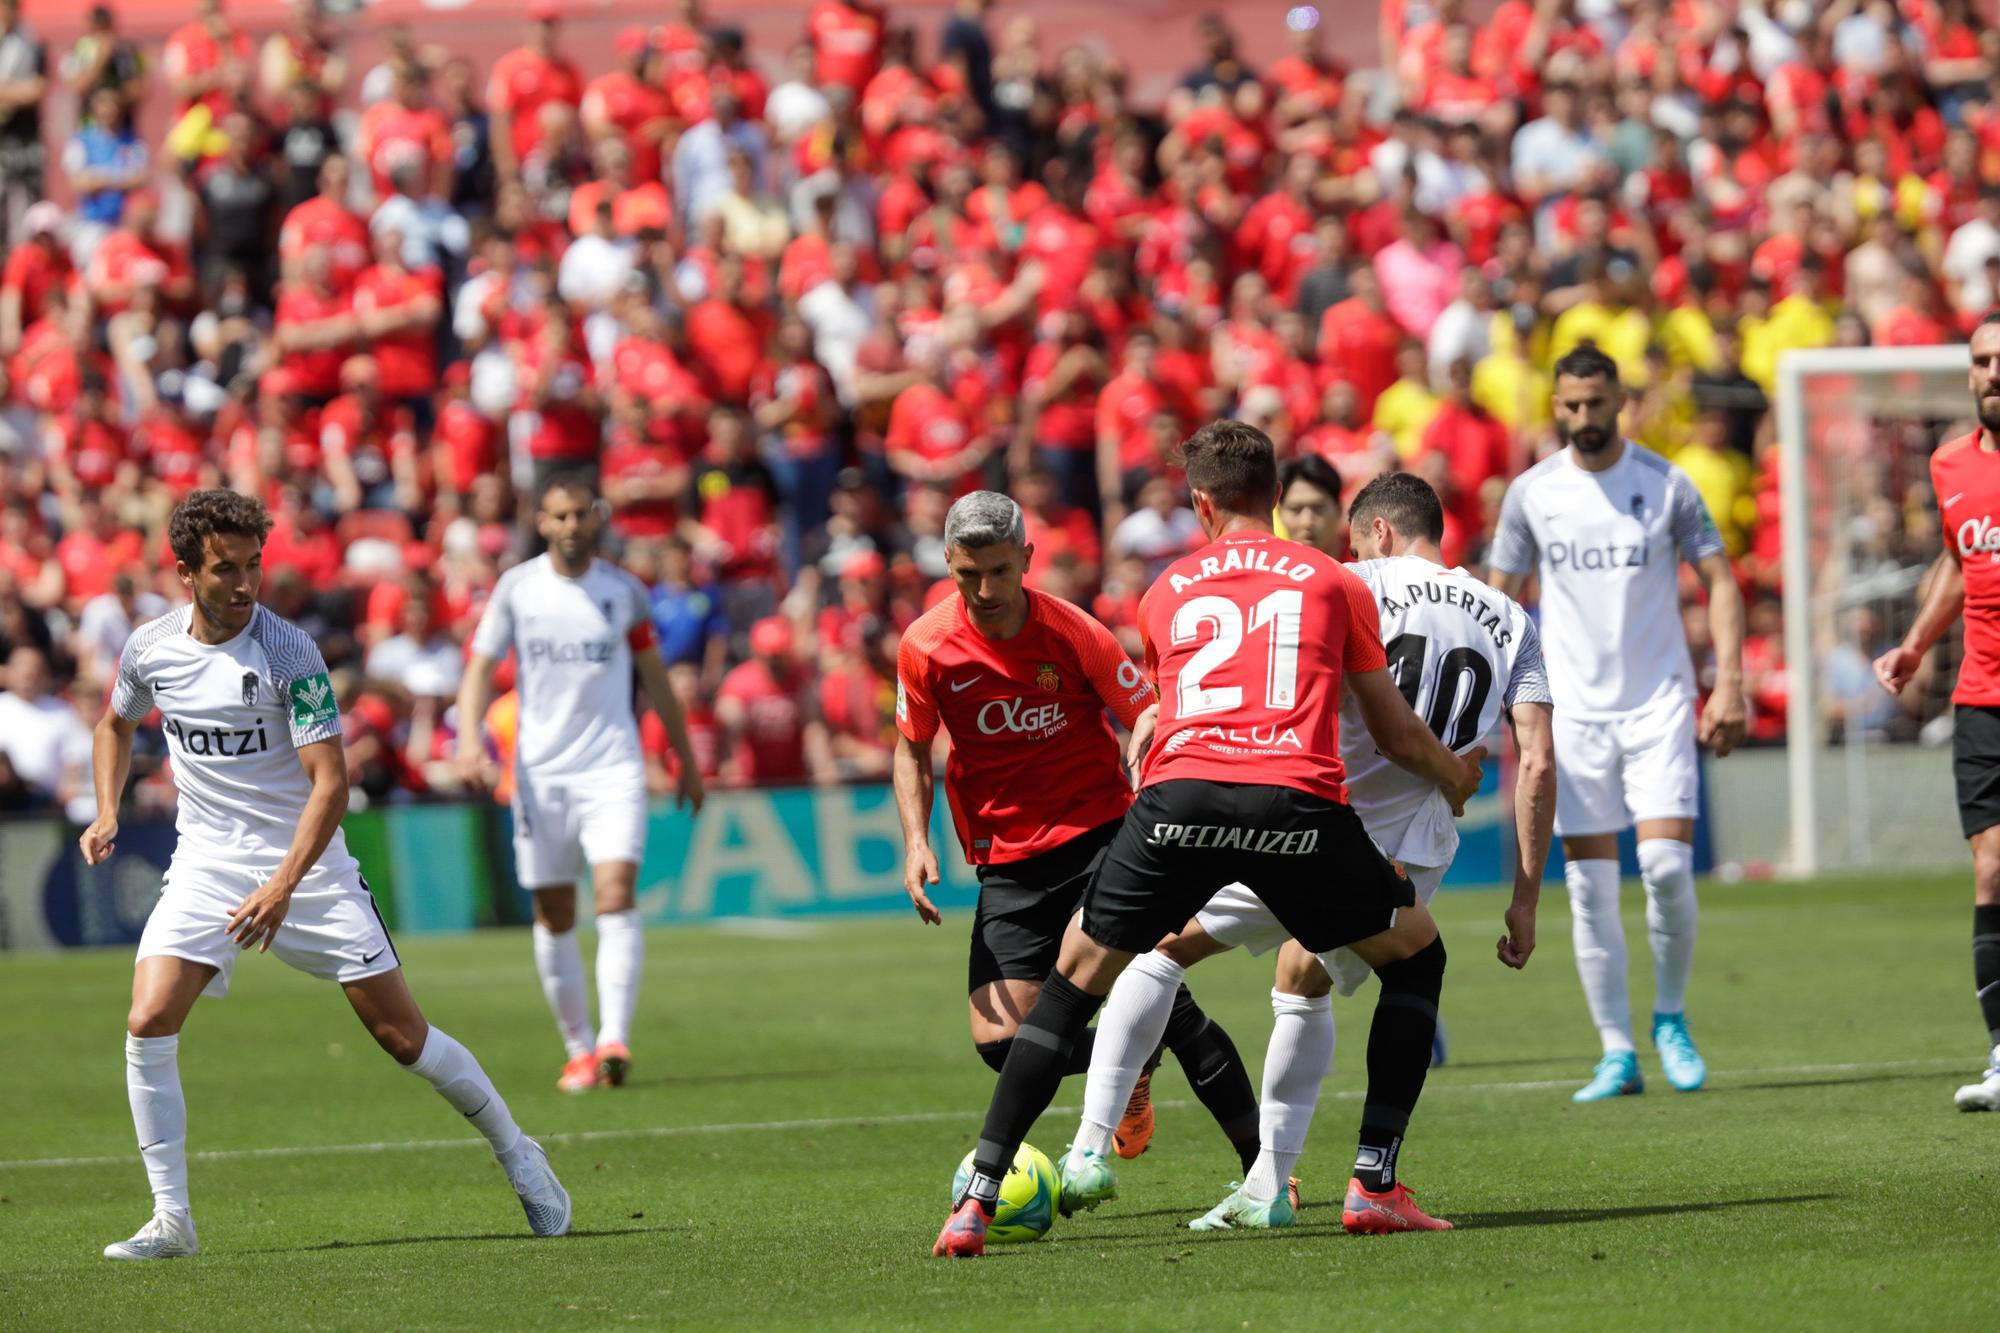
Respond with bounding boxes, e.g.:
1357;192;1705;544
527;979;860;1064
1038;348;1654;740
469;562;525;662
252;612;342;748
1505;617;1553;709
1667;464;1727;565
1487;473;1541;577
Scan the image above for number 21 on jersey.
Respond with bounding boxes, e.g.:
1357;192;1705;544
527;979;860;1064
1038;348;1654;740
1170;589;1304;718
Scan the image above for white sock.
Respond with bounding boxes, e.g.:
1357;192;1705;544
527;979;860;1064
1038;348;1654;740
125;1034;190;1217
407;1026;525;1156
1070;950;1183;1167
594;909;644;1050
1246;990;1333;1201
532;923;595;1058
1566;858;1634;1055
1639;839;1697;1017
1073;1118;1115;1162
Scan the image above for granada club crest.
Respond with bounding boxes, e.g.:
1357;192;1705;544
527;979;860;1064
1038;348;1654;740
1036;663;1061;693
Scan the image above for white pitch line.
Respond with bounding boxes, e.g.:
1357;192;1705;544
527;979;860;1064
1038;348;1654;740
0;1056;1965;1173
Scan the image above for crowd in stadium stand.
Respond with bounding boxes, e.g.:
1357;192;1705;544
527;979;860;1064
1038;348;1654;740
0;0;1978;813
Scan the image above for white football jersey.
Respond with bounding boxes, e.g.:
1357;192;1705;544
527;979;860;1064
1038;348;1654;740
1487;441;1724;718
469;554;653;777
112;605;359;874
1339;556;1550;869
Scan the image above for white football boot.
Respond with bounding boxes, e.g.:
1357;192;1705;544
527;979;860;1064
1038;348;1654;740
1953;1049;2000;1112
103;1210;199;1260
502;1137;573;1236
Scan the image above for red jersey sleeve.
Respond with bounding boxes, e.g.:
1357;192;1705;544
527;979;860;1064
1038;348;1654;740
1339;566;1388;673
895;631;940;742
1047;595;1153;729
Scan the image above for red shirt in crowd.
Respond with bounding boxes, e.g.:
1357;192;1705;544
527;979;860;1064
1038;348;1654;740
1022;341;1101;451
808;0;885;93
685;298;770;404
355;101;453;200
487;45;585;166
643;705;722;782
279;196;372;292
1097;370;1171;475
1318;298;1401;416
517;346;599;462
601;424;688;540
48;414;131;492
718;657;810;782
581;69;671;185
56;524;144;605
1;243;70;328
896;588;1151;864
1420;400;1512;531
163;19;254;119
132;409;208;495
351;264;442;399
434;398;498;495
1138;530;1386;804
274;284;354;398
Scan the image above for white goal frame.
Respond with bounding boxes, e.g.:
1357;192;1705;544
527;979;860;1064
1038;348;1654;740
1775;342;1971;878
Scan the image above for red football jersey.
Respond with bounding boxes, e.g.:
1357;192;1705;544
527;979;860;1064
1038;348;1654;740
897;590;1153;864
1138;530;1386;803
1935;432;2000;705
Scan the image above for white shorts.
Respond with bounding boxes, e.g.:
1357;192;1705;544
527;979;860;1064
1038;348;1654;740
1193;863;1447;999
135;860;398;999
1553;692;1700;837
512;765;648;889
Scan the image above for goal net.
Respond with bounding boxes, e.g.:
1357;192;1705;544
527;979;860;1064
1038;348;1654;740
1770;344;1974;878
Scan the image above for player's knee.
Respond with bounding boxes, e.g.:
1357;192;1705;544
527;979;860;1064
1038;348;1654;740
974;1037;1013;1072
370;1019;428;1065
1274;946;1331;999
125;1006;182;1039
1637;839;1694;892
1376;933;1446;995
1974;847;2000;902
534;895;577;934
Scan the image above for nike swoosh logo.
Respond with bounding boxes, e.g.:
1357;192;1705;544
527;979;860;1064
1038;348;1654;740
950;677;979;693
1946;492;1967;507
362;948;386;965
1192;1066;1230;1088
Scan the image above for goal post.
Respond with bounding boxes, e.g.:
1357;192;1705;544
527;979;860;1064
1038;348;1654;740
1774;343;1973;879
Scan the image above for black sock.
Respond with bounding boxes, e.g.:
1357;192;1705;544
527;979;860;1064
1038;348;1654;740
1356;936;1447;1193
964;972;1105;1201
1162;983;1260;1172
974;1026;1098;1075
1976;906;2000;1048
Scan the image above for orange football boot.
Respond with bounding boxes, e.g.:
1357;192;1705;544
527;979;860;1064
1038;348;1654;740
931;1197;992;1258
596;1041;632;1087
1113;1070;1155;1159
1341;1178;1453;1233
557;1052;600;1093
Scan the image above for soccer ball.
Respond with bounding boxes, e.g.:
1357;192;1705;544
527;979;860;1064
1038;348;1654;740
950;1143;1060;1243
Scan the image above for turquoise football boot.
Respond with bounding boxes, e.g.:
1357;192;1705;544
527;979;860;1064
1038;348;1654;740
1188;1182;1296;1231
1652;1012;1707;1091
1057;1146;1118;1217
1572;1050;1644;1103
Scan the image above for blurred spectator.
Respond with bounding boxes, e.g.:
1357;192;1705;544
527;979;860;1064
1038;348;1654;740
487;3;583;187
0;0;48;246
74;569;169;698
0;645;91;819
641;537;730;688
366;574;464;702
717;615;831;786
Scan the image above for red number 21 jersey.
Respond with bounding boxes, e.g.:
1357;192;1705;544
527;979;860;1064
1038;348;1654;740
1138;530;1387;803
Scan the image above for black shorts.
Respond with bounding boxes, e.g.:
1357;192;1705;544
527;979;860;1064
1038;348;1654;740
1082;781;1413;957
968;820;1121;993
1954;705;2000;838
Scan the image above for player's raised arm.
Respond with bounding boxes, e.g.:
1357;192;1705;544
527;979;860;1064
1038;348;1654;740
892;635;944;925
1879;548;1966;695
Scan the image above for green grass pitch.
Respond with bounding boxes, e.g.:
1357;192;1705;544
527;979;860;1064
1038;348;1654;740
2;871;1996;1330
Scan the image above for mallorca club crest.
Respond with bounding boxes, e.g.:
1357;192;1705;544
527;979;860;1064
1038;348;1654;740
1036;663;1061;693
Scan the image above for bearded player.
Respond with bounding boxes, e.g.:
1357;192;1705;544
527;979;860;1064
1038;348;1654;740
932;423;1484;1257
1876;312;2000;1111
88;490;569;1260
896;490;1266;1176
1487;344;1746;1103
1058;472;1556;1231
457;473;705;1093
